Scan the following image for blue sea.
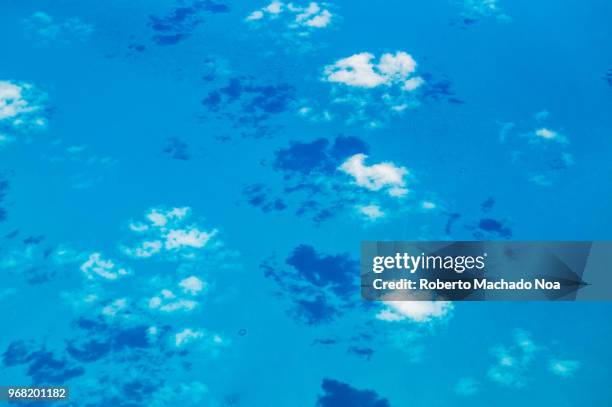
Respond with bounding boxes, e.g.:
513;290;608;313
1;0;611;405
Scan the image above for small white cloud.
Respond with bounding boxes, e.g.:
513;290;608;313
303;9;331;27
149;276;204;313
80;253;129;280
265;1;284;14
124;240;162;258
514;329;537;355
339;153;409;197
160;299;198;312
295;3;331;27
319;52;425;127
487;330;537;388
357;204;385;220
128;222;150;232
179;276;205;295
149;288;198;313
246;1;332;29
0;81;28;121
377;52;418;80
296;104;333;122
173;328;226;350
148;296;162;309
421;201;436;210
0;80;48;132
102;298;128;317
175;328;204;347
51;245;84;264
549;359;580;377
502;114;574;186
146;207;189;227
325;52;387;88
147;326;159;342
376;300;453;323
403;76;425;91
165;228;215;250
534;127;567;143
246;10;265;20
324;51;422;90
123;207;217;259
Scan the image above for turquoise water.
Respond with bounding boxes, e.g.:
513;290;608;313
1;0;611;405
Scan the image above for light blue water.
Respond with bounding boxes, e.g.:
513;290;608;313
1;0;611;405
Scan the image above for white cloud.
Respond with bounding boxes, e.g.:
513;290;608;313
460;330;581;389
339;153;409;197
153;298;198;312
246;10;265;21
376;300;453;323
549;359;580;377
296;104;333;122
317;51;425;128
378;52;418;80
294;2;332;27
102;298;128;317
129;222;150;232
421;201;436;210
149;288;198;313
324;51;423;90
500;114;574;187
179;276;205;295
303;9;331;27
533;127;568;144
514;329;537;355
487;330;537;388
0;80;48;133
246;1;333;29
357;204;385;220
147;207;189;227
175;328;204;347
325;53;387;88
123;207;217;259
265;1;284;14
80;253;129;280
0;82;27;121
124;240;162;258
149;276;205;313
165;228;214;250
173;329;224;349
403;76;425;91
